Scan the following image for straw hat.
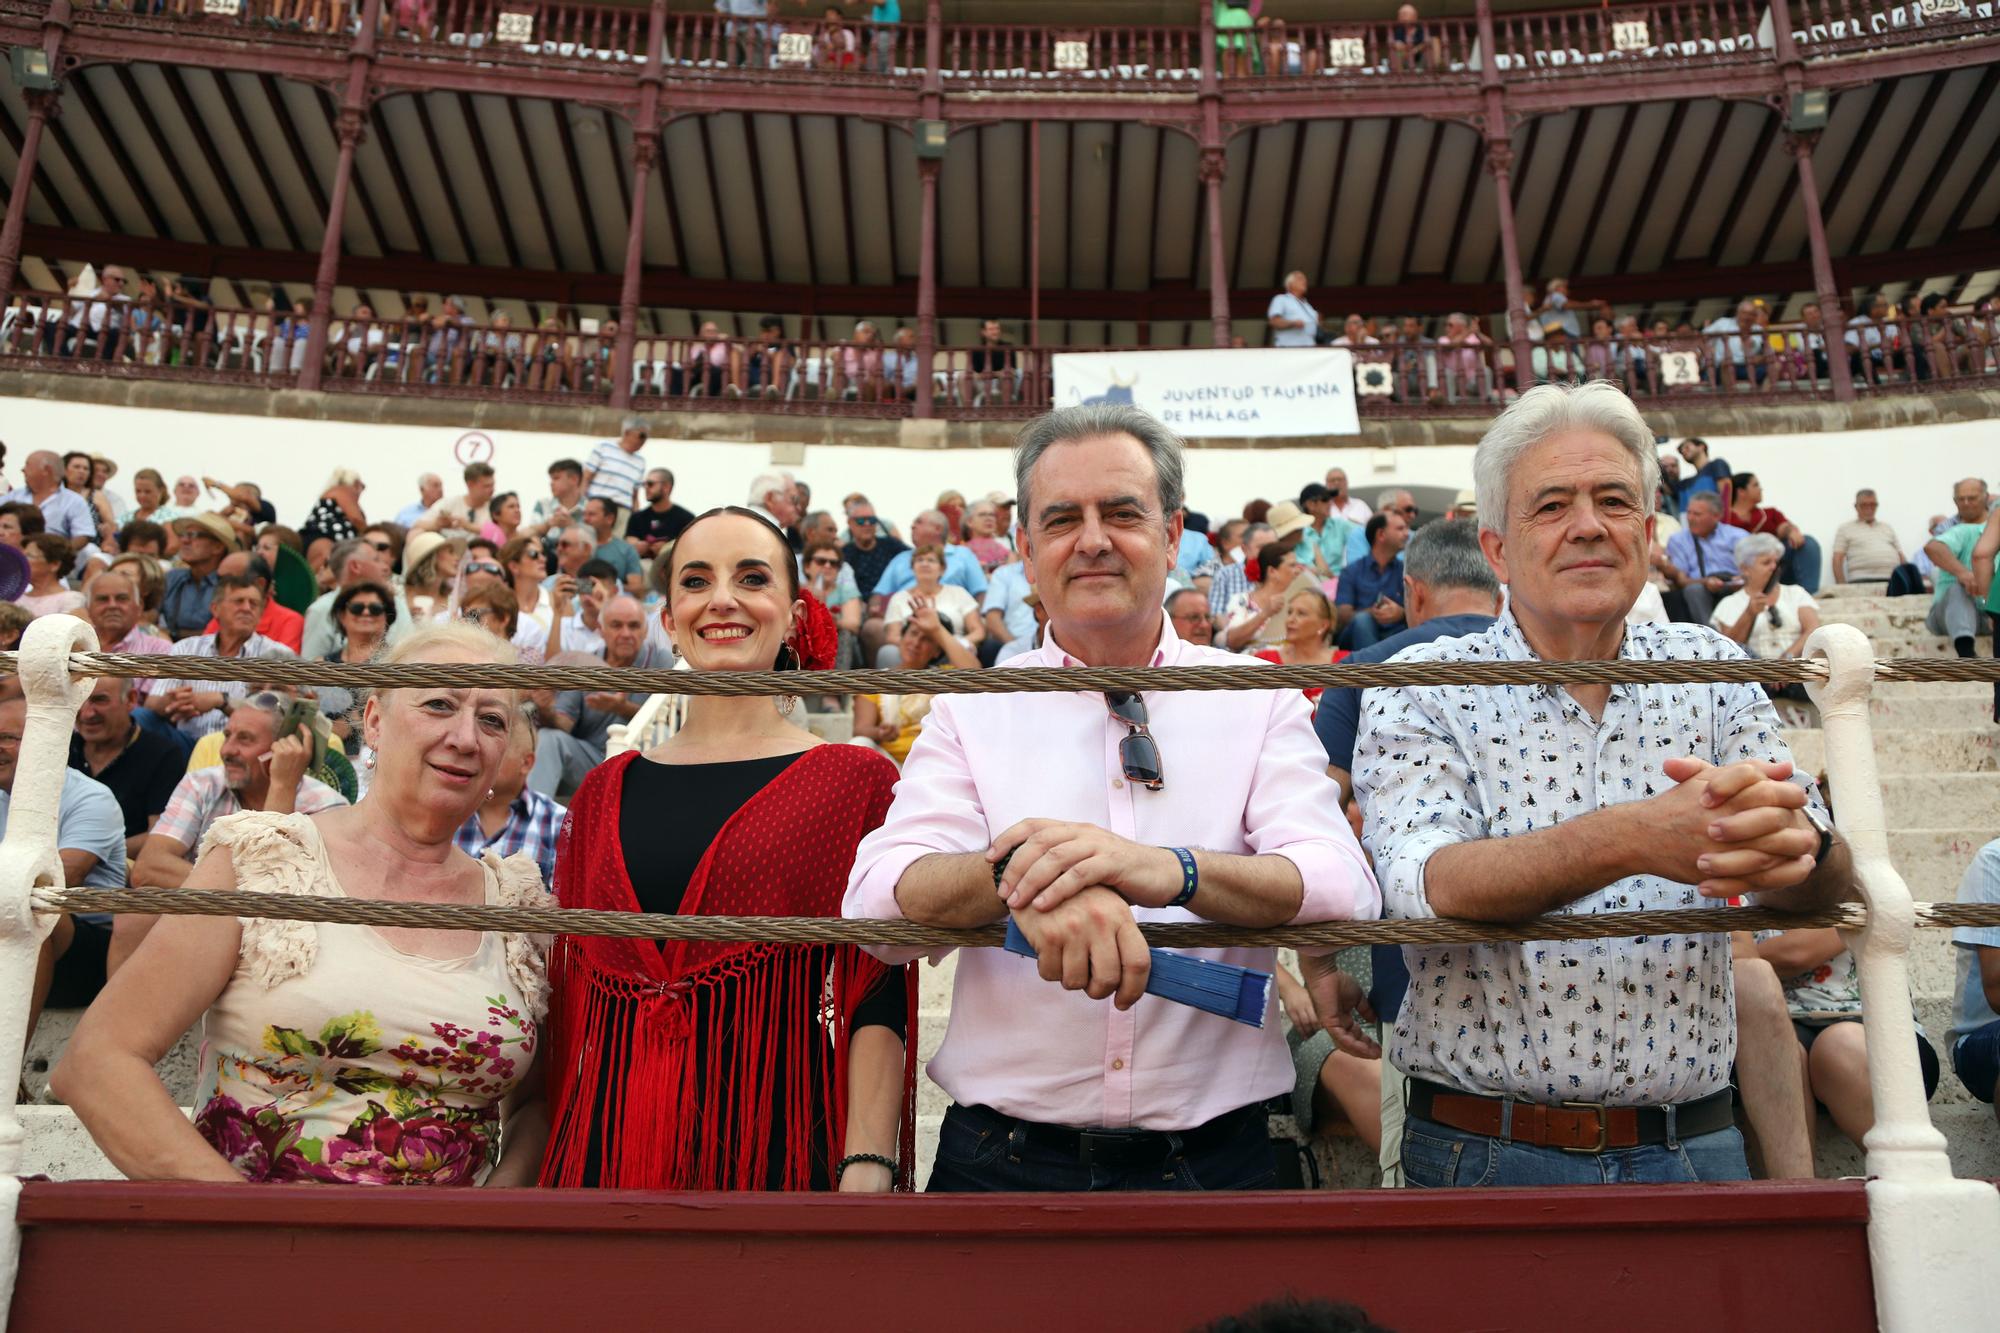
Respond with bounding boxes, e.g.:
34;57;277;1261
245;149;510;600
1264;501;1312;541
402;530;449;576
171;512;241;552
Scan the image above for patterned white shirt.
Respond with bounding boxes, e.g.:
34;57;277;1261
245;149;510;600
1353;610;1825;1107
147;632;295;738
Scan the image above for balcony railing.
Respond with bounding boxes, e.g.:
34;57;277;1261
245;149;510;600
5;298;1995;419
52;0;2000;89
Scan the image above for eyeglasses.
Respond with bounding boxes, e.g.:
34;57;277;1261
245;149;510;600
1103;691;1164;791
364;539;392;552
807;556;841;568
465;561;503;576
851;516;878;527
344;602;387;618
460;608;500;624
239;690;288;713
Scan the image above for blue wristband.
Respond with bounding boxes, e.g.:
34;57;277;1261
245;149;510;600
1166;846;1199;908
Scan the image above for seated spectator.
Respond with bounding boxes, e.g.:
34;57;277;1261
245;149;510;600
1672;436;1732;515
1342;490;1416;568
123;690;348;964
1703;299;1767;387
298;469;366;555
814;4;858;67
1951;838;2000;1121
1334;511;1410;651
199;552;304;652
549;559;619;658
522;316;569;392
1253;585;1342;709
161;513;236;639
105;554;169;637
0;603;30;650
1434;312;1490;401
1663;492;1745;626
16;532;84;617
1208;521;1274;622
981;557;1038;667
3;694;127;1035
673;321;732;397
1727;472;1821;593
967;319;1017;405
2;450;100;550
402;531;466;624
1831;488;1904;586
460;581;546;661
1923;477;1994;661
1277;954;1382;1155
146;574;297;741
883;327;921;401
1389;2;1443;72
1293;486;1351;588
851;608;978;764
1844;293;1895;382
1970;517;2000;723
302;536;400;658
412;462;495;537
1165;586;1216;647
1222;541;1300;653
1331;313;1378;348
745;316;798;398
116;519;168;560
319;580;396;746
838;320;885;402
465;310;522;387
870;509;988;603
528;595;668;798
455;703;564;887
583;497;644;595
1357;381;1849;1188
478;492;524;549
802;538;864;667
1792;302;1832;381
1751;921;1938;1150
70;676;184;872
56;623;550;1186
1711;532;1821;665
878;545;983;667
626;468;694;558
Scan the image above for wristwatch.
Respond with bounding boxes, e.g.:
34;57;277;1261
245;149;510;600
1804;807;1836;864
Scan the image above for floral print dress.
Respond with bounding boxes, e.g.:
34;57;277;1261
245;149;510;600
192;811;551;1185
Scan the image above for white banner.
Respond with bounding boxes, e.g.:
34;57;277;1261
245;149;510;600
1051;348;1360;437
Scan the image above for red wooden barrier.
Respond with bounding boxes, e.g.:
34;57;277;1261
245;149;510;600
12;1179;1881;1332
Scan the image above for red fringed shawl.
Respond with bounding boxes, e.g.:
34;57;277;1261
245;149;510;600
538;745;917;1191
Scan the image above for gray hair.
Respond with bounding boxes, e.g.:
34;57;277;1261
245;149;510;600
557;526;597;554
1013;405;1186;526
328;537;369;579
1685;490;1723;514
1164;586;1208;615
1471;381;1659;534
1403;518;1500;596
746;472;791;507
1735;531;1785;564
620;414;650;437
1855;488;1876;501
323;467;363;490
1242;523;1275;547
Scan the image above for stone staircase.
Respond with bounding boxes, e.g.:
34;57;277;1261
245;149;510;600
17;588;2000;1187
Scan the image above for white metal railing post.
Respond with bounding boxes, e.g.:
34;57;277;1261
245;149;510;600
0;615;99;1317
1805;623;2000;1327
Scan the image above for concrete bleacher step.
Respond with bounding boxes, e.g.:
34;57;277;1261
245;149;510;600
1880;774;1998;828
1785;728;1999;776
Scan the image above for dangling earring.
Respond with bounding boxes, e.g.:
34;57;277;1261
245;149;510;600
773;643;798;672
363;749;376;769
778;694;797;717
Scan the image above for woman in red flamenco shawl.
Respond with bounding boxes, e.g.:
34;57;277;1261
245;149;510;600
538;507;916;1192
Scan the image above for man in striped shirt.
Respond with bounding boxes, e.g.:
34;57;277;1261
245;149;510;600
584;416;651;510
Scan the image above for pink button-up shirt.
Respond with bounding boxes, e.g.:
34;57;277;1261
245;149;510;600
844;616;1379;1131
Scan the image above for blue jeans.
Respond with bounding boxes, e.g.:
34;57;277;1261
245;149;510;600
926;1102;1277;1193
1953;1020;2000;1104
1339;610;1404;652
1400;1113;1750;1187
130;706;194;760
1779;535;1823;594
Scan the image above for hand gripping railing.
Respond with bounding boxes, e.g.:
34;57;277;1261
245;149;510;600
1;616;1998;1326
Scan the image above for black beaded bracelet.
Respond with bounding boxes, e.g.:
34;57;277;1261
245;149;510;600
836;1152;899;1181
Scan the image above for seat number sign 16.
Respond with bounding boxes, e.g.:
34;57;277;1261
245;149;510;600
1328;37;1367;66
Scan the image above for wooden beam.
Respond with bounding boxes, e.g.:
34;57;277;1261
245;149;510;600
1527;108;1591;278
1101;121;1123;293
312;87;390;260
1704;109;1781;268
212;71;306;253
455;92;523;272
742;114;778;285
1811;84;1887;245
1396;120;1447;287
832;115;859;290
505;95;565;271
878;121;901;283
155;66;256;248
552;99;608;274
67;70;172;239
1890;65;2000;254
1440;123;1486;283
1484;116;1542;284
256;75;330;222
1353;118;1403;286
107;65;218;246
0;94;79;233
1315;121;1350;288
1227;125;1261;293
1847;73;1946;258
1939;115;2000;240
1269;120;1309;289
786;113;818;291
1572;102;1637;278
1658;102;1736;268
410;93;477;265
1613;100;1687;277
971;123;987;290
692;113;732;282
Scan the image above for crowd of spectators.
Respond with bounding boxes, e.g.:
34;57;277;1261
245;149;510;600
3;385;1994;1194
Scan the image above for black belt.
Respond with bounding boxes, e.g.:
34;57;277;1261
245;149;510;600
1406;1078;1735;1153
953;1101;1265;1170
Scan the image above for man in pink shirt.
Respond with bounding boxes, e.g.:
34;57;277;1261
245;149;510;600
845;404;1381;1192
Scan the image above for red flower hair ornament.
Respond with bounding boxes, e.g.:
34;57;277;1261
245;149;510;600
787;591;840;671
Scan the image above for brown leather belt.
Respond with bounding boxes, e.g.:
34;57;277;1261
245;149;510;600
1406;1078;1735;1153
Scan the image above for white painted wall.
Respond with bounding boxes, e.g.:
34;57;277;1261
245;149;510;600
1;398;1992;561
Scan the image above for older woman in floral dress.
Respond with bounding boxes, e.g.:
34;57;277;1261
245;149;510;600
56;623;554;1185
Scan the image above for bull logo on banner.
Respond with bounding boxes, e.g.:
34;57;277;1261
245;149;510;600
1074;369;1138;408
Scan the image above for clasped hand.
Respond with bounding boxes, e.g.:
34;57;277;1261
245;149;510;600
1654;756;1819;899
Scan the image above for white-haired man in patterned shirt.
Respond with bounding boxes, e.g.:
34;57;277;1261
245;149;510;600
1354;381;1852;1186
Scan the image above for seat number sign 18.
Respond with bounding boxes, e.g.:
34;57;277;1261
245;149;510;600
1053;40;1090;70
495;11;535;43
1612;20;1651;50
